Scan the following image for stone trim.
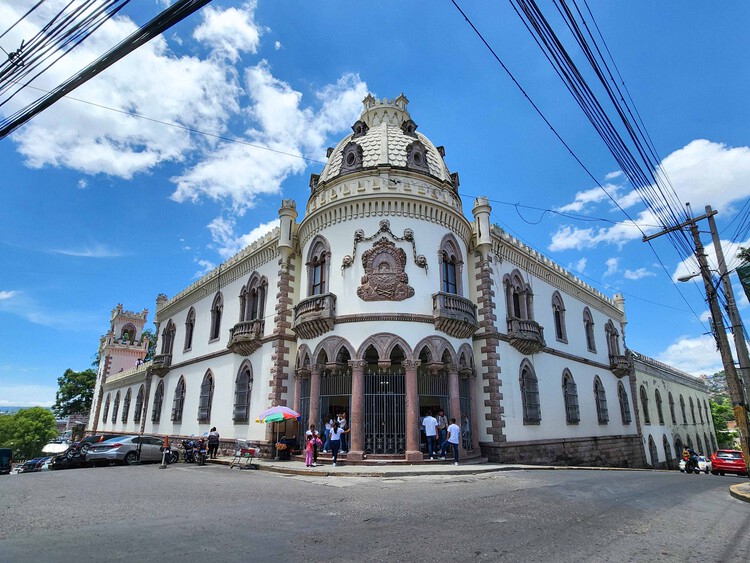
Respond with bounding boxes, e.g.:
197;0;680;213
269;259;295;407
335;313;434;325
474;253;505;443
631;351;709;391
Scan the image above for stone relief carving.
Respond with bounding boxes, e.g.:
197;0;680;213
341;219;427;272
357;238;414;302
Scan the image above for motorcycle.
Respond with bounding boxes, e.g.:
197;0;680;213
160;443;179;464
182;439;195;463
195;438;208;466
683;455;700;474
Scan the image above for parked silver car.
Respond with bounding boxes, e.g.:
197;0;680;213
86;435;165;465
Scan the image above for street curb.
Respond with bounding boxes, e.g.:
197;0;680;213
728;483;750;503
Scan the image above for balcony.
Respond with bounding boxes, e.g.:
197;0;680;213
432;292;478;339
507;317;546;355
293;293;336;339
609;354;630;378
151;353;172;377
228;319;265;356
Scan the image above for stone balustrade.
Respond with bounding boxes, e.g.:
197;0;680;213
227;319;265;356
507;317;546;355
293;293;336;339
151;353;172;377
432;291;478;339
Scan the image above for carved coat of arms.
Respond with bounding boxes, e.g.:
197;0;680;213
357;238;414;301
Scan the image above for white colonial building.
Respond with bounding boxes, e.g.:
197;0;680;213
88;94;713;467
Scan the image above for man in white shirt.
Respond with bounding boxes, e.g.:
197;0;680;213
439;418;462;465
422;411;439;459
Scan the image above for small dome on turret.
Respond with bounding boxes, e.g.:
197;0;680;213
315;94;455;188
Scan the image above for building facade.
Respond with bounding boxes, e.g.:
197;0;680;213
87;94;712;467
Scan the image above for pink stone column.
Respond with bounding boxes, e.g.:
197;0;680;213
292;371;302;414
404;359;423;461
448;364;462;458
347;360;366;461
309;366;321;431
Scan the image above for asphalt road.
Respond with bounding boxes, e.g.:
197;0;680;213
1;463;748;562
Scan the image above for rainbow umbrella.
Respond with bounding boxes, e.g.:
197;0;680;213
256;405;301;423
257;406;301;460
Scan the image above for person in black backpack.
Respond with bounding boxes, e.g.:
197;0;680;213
207;427;220;459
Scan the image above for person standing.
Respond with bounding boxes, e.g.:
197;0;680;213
323;414;333;453
437;409;448;446
439;418;461;465
337;412;349;453
328;421;349;466
207;427;220;459
305;424;320;466
422;411;439;459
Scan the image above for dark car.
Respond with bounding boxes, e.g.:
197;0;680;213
0;448;12;475
51;435;115;470
710;450;748;476
17;457;49;473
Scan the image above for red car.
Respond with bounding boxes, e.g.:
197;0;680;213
710;450;748;476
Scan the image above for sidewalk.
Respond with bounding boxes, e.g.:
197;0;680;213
205;455;750;503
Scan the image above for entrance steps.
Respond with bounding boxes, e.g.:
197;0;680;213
293;450;487;466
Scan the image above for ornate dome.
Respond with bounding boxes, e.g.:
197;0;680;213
315;94;456;189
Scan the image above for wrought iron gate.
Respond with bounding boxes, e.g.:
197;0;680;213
364;369;406;454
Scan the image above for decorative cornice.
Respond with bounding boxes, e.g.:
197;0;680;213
335;313;434;325
156;228;281;321
631;350;709;391
490;224;622;319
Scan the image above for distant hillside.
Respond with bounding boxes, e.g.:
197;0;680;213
705;371;729;401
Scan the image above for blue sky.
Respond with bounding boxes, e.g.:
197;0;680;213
1;1;749;407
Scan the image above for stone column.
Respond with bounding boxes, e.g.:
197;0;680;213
309;365;321;431
404;359;423;461
292;371;302;414
448;364;462;458
468;372;480;452
347;359;367;461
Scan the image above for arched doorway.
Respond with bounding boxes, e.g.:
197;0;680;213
363;344;406;454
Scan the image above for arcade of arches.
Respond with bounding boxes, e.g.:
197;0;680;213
293;334;479;461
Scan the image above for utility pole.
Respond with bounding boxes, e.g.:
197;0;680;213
705;205;750;402
644;207;750;476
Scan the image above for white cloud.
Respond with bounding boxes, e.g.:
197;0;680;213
623;268;655;280
605;170;623;180
274;41;282;51
556;183;619;213
0;384;57;408
603;257;619;277
77;179;88;190
0;289;98;329
3;3;242;179
193;2;262;62
567;257;587;273
171;66;366;212
655;334;724;376
549;140;750;252
193;258;216;279
671;237;750;282
208;216;280;259
50;244;122;258
0;290;19;300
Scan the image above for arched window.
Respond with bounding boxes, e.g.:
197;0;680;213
520;361;541;424
668;392;676;424
439;235;463;295
605;320;621;356
209;293;223;341
102;393;111;422
184;308;196;351
171;377;186;422
120;323;135;343
679;395;686;424
655;389;664;425
241;274;267;322
689;397;696;424
562;370;579;423
618;382;632;424
696;434;703;455
594;377;609;423
133;385;144;423
151;381;164;422
640;386;650;425
197;371;214;422
111;391;120;423
121;388;131;423
307;237;330;296
663;435;672;468
161;320;176;354
233;364;254;423
504;270;534;320
552;291;567;343
703;400;709;426
583;307;596;352
648;436;659;467
698;399;704;424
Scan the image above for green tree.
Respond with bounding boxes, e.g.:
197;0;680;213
737;247;750;264
710;397;735;448
142;328;156;361
0;407;57;460
52;368;97;417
